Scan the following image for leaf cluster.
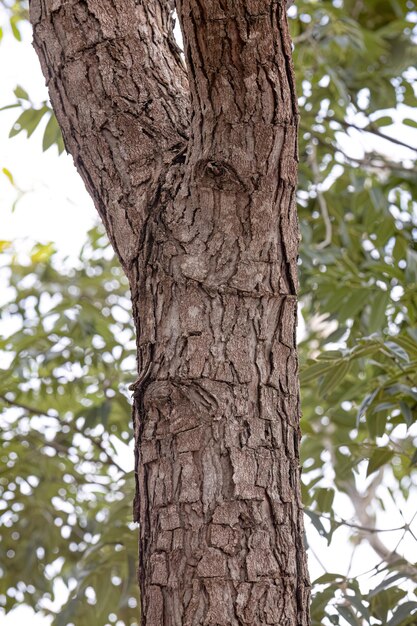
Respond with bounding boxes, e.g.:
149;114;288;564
291;0;417;623
0;230;139;625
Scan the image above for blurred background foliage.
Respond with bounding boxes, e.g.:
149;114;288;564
1;0;417;624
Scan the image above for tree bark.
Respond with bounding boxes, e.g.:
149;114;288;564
31;1;310;624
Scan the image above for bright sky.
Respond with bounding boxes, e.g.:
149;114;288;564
1;7;417;626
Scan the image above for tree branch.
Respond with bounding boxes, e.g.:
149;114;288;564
308;144;332;250
301;124;417;175
343;477;417;582
30;0;190;270
176;0;298;165
309;510;406;535
337;119;417;155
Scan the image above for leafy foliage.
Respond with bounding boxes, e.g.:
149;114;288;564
291;0;417;623
1;85;64;154
1;0;417;624
0;231;139;624
0;0;28;43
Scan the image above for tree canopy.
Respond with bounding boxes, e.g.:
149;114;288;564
1;0;417;624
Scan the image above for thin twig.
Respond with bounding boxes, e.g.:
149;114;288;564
308;143;332;249
301;124;417;175
308;542;328;574
337;118;417;155
343;478;417;582
310;510;406;534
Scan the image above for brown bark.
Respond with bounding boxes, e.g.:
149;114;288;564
31;1;310;624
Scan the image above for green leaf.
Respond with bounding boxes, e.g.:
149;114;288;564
42;113;64;153
0;103;21;112
366;448;394;477
384;341;410;363
301;360;340;385
337;605;360;626
2;167;14;185
370;587;407;622
406;249;417;284
386;602;417;626
409;449;417;468
357;390;378;427
13;85;30;101
10;16;22;41
366;409;388;439
348;592;371;621
394;335;417;360
403;118;417;129
0;240;12;252
316;487;335;514
373;116;394;127
305;510;329;540
311;586;337;621
368;573;408;597
400;402;413;428
317;350;344;361
368;290;389;334
320;359;350;397
342;289;369;319
30;243;55;263
314;573;346;585
350;342;381;360
9;106;48;139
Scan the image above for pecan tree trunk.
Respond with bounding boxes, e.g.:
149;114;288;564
31;1;310;624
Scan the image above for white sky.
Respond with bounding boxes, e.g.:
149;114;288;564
1;8;417;626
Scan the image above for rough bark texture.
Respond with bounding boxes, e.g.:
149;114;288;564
31;1;310;624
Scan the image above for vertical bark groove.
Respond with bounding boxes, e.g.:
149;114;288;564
31;0;311;624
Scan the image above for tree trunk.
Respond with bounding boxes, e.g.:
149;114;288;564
31;1;310;624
